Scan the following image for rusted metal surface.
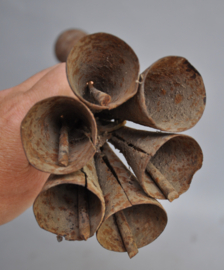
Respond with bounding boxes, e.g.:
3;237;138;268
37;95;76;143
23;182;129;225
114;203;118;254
87;81;111;106
146;162;179;202
55;29;87;62
84;158;105;234
95;143;167;258
105;56;206;132
94;151;132;219
58;121;69;166
33;158;105;241
110;127;203;201
18;28;207;257
21;96;97;174
78;185;90;240
66;32;140;112
114;211;138;258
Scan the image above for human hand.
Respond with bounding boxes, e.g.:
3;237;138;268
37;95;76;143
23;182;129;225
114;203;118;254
0;63;76;225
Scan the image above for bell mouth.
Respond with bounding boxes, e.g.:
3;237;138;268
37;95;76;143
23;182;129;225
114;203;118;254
147;135;203;196
34;183;103;241
66;32;140;112
142;56;206;132
21;96;97;174
97;203;167;252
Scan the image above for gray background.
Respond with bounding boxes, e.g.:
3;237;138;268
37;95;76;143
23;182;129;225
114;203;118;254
0;0;224;269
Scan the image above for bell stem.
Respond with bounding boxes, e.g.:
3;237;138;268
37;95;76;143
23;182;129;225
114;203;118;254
87;81;111;106
78;186;91;241
114;210;138;259
146;162;179;202
58;120;69;167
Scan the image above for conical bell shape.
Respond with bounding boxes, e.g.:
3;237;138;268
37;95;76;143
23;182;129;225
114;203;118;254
21;96;97;174
104;56;206;132
95;143;167;258
33;159;105;241
55;29;87;62
109;127;203;201
66;32;140;112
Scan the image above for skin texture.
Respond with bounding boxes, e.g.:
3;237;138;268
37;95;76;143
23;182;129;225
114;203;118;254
0;63;76;225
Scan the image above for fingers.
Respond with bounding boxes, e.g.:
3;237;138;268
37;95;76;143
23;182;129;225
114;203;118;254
0;64;60;101
15;64;61;92
0;166;49;225
16;63;76;121
0;63;77;225
1;63;76;123
25;63;76;107
0;63;75;173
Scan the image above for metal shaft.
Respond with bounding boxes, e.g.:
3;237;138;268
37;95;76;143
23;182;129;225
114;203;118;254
58;122;69;167
114;210;138;259
78;186;91;241
88;81;111;106
146;162;179;202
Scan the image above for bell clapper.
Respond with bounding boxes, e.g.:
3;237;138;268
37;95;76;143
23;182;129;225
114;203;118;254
78;186;91;241
87;81;111;106
114;210;139;259
58;115;69;167
146;162;179;202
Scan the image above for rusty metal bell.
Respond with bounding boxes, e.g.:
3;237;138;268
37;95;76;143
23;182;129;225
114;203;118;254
109;126;203;202
66;32;140;112
55;29;87;62
33;158;105;241
95;143;167;258
105;56;206;132
21;96;97;174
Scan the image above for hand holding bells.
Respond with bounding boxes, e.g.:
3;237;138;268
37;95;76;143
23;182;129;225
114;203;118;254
20;28;206;258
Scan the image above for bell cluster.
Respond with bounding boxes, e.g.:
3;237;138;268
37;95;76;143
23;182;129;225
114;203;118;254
20;29;206;258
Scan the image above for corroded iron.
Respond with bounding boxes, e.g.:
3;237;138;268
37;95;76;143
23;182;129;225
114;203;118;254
55;29;87;62
146;162;179;202
95;143;167;258
18;28;206;257
78;185;91;240
87;81;111;106
66;32;140;112
105;56;206;132
58;120;69;166
109;127;203;201
33;159;105;241
114;210;138;258
21;96;97;174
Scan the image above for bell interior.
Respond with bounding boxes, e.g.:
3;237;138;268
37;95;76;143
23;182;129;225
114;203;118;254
148;136;202;195
33;184;102;240
22;97;96;173
67;33;139;107
143;57;205;132
97;204;167;252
